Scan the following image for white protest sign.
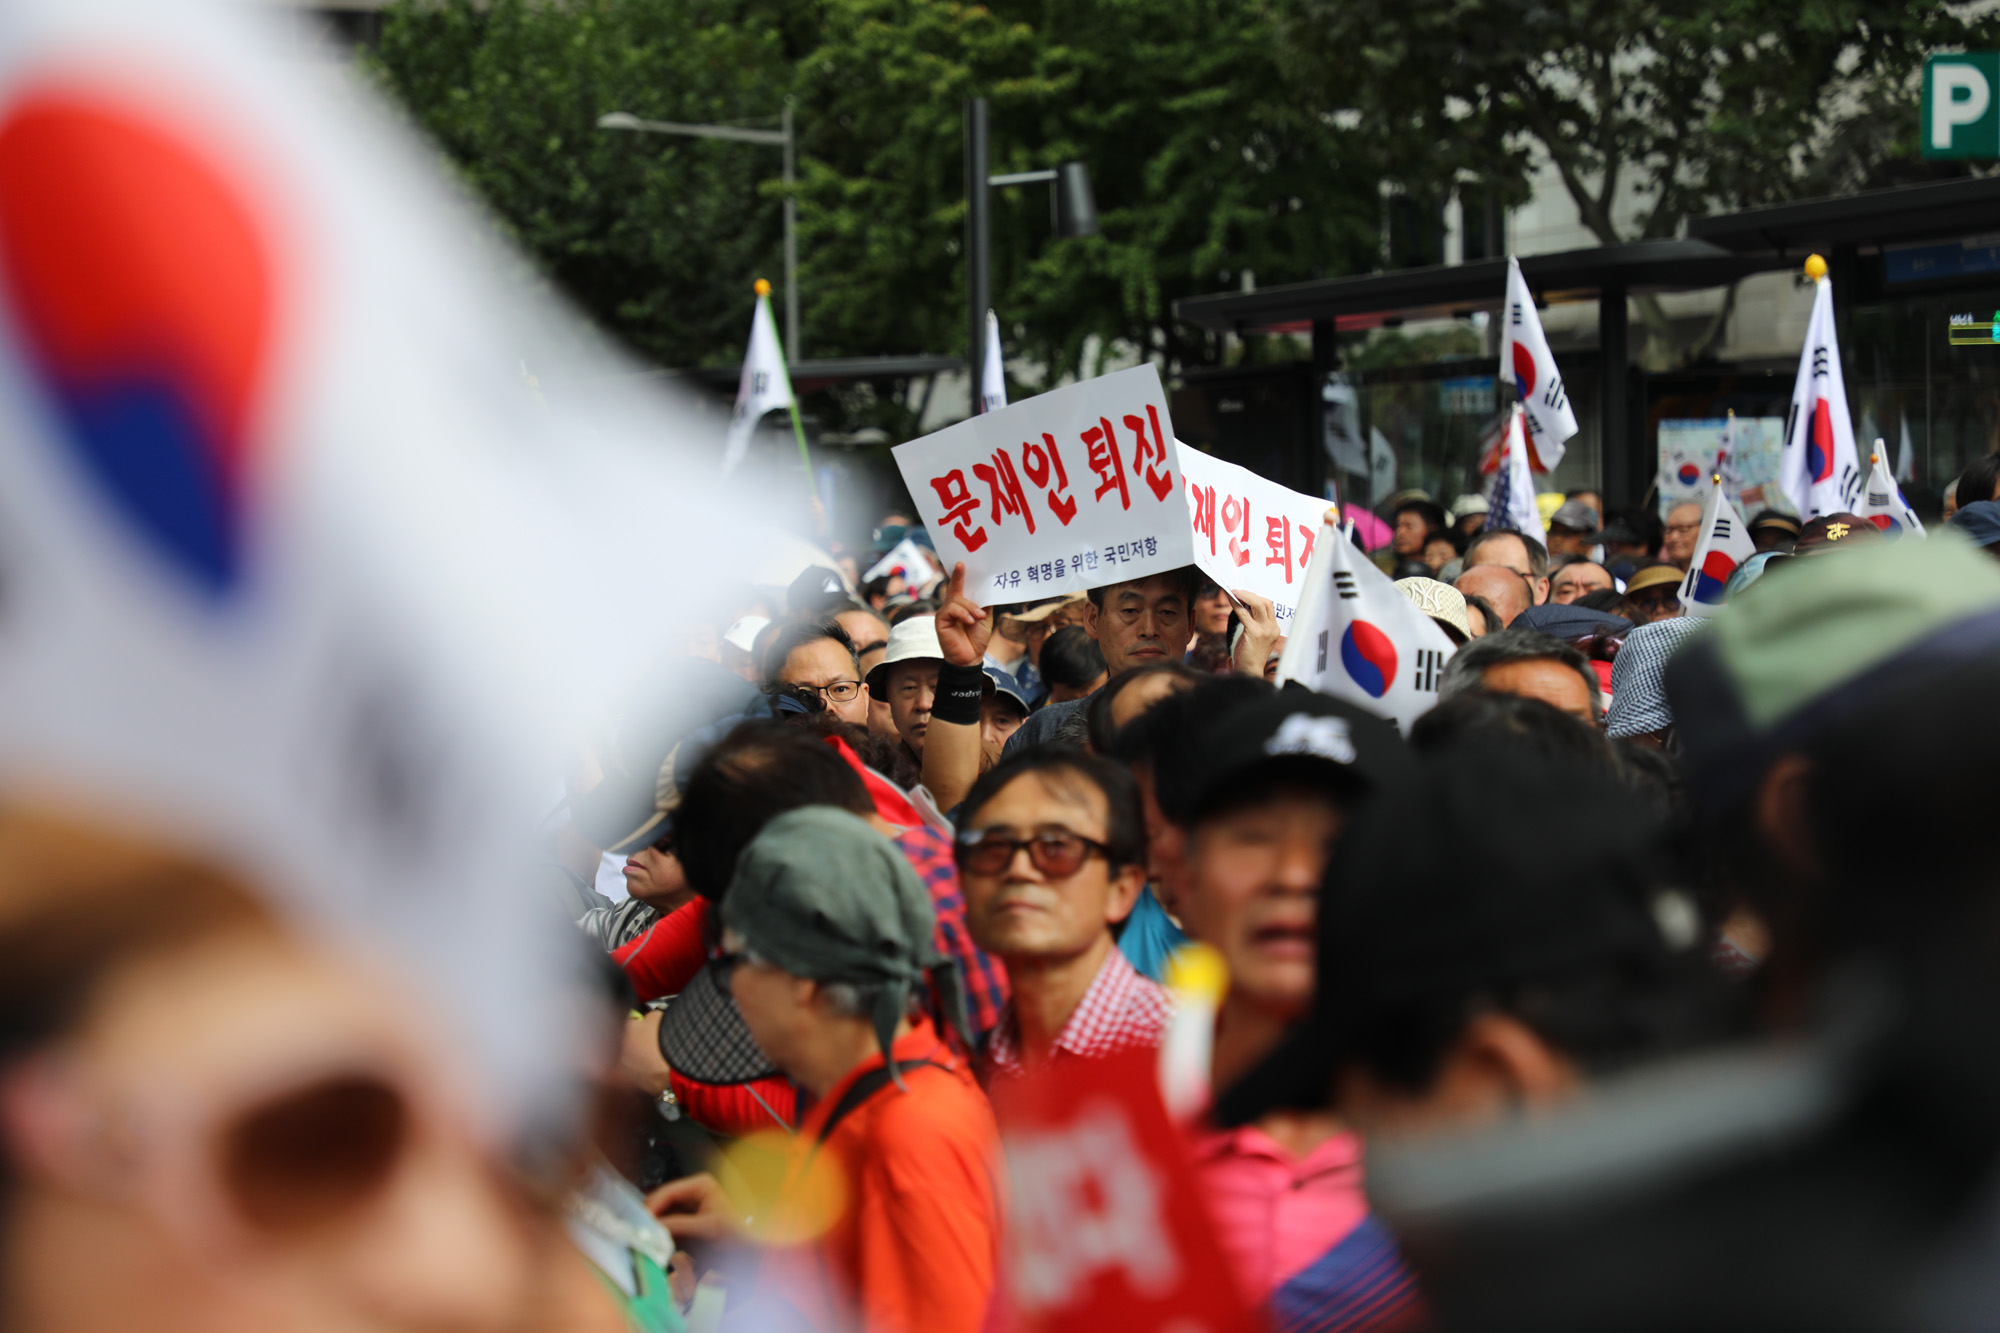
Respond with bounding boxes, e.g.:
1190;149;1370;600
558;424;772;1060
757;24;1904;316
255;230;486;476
1176;443;1328;631
893;364;1194;603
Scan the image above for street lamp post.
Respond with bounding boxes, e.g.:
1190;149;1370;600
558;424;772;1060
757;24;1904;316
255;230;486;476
964;97;1100;406
597;106;801;358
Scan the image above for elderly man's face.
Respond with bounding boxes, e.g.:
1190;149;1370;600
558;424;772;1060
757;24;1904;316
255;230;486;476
1455;565;1532;628
778;637;871;725
1081;573;1189;676
886;660;940;756
1480;658;1598;725
1546;525;1590;558
1467;531;1547;604
1393;510;1432;557
1550;561;1613;604
1662;503;1704;569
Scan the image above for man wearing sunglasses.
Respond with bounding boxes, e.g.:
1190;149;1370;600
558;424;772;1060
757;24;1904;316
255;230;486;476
955;748;1169;1078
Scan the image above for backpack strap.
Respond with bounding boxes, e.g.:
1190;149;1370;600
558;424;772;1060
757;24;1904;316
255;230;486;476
814;1058;942;1147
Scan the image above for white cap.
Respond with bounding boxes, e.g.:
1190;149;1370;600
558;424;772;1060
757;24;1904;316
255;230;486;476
864;615;942;693
722;616;770;652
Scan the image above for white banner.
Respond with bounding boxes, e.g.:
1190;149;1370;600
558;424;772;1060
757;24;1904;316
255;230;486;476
1176;443;1329;631
892;364;1194;602
1275;514;1457;733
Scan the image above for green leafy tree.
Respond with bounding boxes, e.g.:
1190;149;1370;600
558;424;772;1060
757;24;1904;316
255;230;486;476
365;0;802;368
1268;0;2000;366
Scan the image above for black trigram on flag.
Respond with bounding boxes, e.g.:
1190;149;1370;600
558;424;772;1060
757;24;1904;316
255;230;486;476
1839;463;1861;504
1333;571;1359;601
1412;649;1444;693
1315;630;1329;673
1812;347;1829;377
1868;490;1889;506
1714;517;1732;541
752;370;771;395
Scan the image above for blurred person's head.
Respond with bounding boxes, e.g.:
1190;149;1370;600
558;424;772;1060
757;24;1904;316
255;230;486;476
1171;691;1409;1045
1943;477;1961;522
834;605;888;655
621;838;694;914
1549;557;1613;604
1422;534;1460;574
1411;689;1621;778
1438;627;1600;725
955;750;1147;974
863;617;946;758
1747;510;1800;554
1448;493;1489;540
1460;593;1501;639
1956;453;2000;510
1793;513;1883;557
1621;563;1684;624
1454;564;1533;629
1666;536;2000;1004
1393;499;1449;558
1464;529;1550;604
1085;661;1204;756
1004;593;1089;674
1603;618;1710;747
979;668;1032;772
765;617;870;726
1600;512;1660;566
1082;569;1198;676
1191;581;1233;638
1396;577;1472;645
672;722;876;901
1215;749;1722;1140
720;616;770;682
857;640;895;737
1039;624;1108;704
1567;489;1603;523
1661;502;1704;569
721;809;954;1095
1544;500;1602;559
0;812;533;1333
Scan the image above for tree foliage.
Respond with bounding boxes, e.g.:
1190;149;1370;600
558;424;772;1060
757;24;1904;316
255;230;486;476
1267;0;2000;363
365;0;1382;402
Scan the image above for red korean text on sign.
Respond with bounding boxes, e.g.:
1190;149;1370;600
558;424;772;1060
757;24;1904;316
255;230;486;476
1083;417;1130;510
1219;493;1251;568
1264;516;1294;583
1187;481;1217;555
1123;405;1174;501
1021;433;1078;526
930;468;988;551
975;446;1037;536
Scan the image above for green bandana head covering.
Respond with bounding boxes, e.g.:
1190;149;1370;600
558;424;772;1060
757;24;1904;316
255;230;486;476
721;806;966;1085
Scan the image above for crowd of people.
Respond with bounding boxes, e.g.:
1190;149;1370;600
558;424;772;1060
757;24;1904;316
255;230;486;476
14;467;2000;1333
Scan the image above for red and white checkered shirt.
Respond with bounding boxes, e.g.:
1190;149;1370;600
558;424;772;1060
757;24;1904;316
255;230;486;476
985;945;1173;1079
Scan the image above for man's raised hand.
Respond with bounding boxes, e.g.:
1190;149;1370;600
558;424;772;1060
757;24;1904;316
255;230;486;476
934;562;992;668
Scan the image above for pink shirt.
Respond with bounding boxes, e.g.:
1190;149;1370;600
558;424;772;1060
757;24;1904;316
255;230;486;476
1187;1123;1371;1301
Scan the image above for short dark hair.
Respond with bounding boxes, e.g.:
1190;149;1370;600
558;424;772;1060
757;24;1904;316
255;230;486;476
1410;690;1618;775
957;748;1147;873
761;616;860;692
1574;588;1628;615
1126;673;1277;819
674;722;873;900
1084;564;1201;611
1460;592;1502;638
1039;624;1107;692
1438;628;1601;715
1394;498;1449;540
1959;454;2000;507
1465;527;1550;578
887;599;940;625
1086;660;1204;755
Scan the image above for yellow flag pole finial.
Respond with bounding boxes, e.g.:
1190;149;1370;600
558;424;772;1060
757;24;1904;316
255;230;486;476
1803;254;1828;282
753;277;772;298
1712;473;1723;485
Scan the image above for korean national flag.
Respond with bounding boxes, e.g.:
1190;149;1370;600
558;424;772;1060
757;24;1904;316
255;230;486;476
1501;256;1579;471
1276;512;1458;733
1855;444;1925;538
1780;275;1862;518
1676;476;1757;617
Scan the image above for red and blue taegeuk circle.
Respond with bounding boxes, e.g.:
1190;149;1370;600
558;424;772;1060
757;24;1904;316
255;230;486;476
1689;549;1737;604
0;90;273;596
1340;620;1397;699
1676;463;1700;486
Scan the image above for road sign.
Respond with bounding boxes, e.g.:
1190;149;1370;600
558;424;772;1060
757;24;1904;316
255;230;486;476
1924;53;2000;158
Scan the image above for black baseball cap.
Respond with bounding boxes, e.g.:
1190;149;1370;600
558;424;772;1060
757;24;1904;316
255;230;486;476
1171;687;1411;825
1213;744;1679;1127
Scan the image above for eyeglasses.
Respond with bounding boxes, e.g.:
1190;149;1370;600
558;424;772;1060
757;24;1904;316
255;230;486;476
955;829;1110;877
1664;522;1701;537
792;680;862;703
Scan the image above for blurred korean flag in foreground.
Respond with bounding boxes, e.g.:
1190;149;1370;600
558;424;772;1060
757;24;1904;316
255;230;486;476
0;0;751;1131
1276;511;1457;732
